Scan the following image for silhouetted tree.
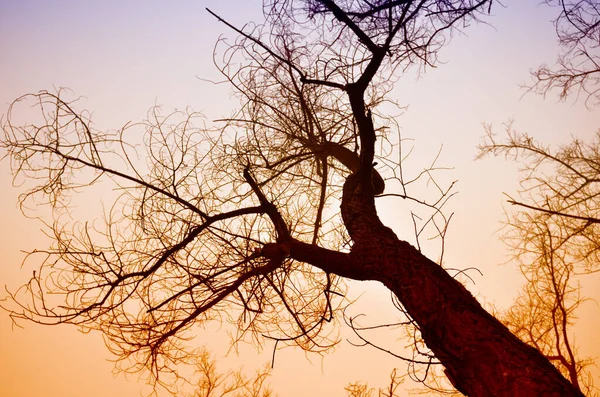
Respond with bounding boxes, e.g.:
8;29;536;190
345;369;404;397
479;127;600;396
481;2;600;394
188;350;273;397
532;0;600;106
0;1;585;396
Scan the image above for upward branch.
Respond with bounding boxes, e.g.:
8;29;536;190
316;0;381;54
243;167;291;241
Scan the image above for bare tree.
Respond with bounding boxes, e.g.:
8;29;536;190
485;2;600;393
0;1;585;396
480;127;600;275
531;0;600;106
188;350;273;397
498;218;597;396
345;368;404;397
479;126;600;396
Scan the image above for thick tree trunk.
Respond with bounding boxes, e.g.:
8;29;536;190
378;241;580;397
336;173;583;396
361;233;579;396
261;81;583;397
267;174;583;396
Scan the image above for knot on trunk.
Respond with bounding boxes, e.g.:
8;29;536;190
314;142;385;195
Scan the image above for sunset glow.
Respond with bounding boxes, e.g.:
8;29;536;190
1;1;599;396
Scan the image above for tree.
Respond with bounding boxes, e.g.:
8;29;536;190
187;350;273;397
479;127;600;396
0;1;585;396
531;0;600;106
479;3;600;394
345;369;404;397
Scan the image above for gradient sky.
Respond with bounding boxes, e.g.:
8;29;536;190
1;1;599;396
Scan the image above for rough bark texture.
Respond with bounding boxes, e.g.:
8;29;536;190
262;82;585;395
339;176;583;397
262;172;584;396
3;3;588;395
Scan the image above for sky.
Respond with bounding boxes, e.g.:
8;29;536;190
0;1;599;396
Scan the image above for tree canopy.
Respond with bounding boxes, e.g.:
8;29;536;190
1;1;597;396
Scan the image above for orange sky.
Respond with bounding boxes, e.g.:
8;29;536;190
1;1;599;396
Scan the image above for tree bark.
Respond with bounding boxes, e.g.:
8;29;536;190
339;175;583;396
257;78;586;395
263;168;584;397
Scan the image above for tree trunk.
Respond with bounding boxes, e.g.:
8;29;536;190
370;230;580;396
260;72;583;397
265;171;583;396
339;173;583;396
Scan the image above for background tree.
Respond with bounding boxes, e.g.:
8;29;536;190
0;1;586;396
187;350;273;397
345;368;404;397
532;0;600;106
479;127;600;396
478;3;600;395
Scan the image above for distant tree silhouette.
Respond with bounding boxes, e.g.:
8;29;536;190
345;368;404;397
531;0;600;106
479;2;600;394
0;1;586;396
479;127;600;396
187;349;273;397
